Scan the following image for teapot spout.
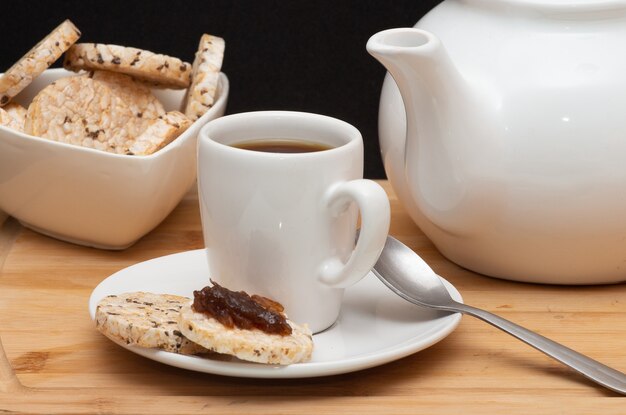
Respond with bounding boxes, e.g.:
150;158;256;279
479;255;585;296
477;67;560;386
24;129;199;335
367;28;489;236
367;28;467;145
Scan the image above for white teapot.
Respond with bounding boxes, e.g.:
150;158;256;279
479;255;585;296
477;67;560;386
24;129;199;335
367;0;626;284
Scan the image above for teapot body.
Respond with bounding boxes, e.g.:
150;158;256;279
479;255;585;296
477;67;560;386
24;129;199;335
378;0;626;283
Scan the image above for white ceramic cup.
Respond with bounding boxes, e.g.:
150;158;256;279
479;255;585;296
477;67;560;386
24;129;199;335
197;111;390;333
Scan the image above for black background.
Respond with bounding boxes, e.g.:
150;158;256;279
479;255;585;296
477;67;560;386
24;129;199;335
1;0;442;178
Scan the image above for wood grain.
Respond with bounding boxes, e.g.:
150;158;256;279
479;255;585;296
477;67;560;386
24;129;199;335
0;181;624;414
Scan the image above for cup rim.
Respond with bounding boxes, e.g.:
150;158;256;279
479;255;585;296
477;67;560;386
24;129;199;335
198;110;362;157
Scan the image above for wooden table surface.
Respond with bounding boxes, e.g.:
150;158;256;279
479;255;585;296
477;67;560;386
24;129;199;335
0;181;624;414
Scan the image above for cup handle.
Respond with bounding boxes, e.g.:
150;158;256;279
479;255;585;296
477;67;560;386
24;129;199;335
318;180;390;288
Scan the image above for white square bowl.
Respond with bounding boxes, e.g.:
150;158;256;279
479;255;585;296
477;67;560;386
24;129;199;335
0;68;229;249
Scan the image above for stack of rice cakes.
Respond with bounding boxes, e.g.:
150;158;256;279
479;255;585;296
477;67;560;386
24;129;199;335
0;19;225;156
96;289;314;365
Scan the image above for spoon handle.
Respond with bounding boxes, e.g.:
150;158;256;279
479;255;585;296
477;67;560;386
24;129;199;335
453;302;626;394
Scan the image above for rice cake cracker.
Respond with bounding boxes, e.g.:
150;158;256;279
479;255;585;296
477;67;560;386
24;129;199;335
0;103;27;131
25;74;149;153
92;70;165;125
64;43;191;89
179;304;314;365
184;34;225;121
0;20;80;106
95;292;210;355
126;111;191;156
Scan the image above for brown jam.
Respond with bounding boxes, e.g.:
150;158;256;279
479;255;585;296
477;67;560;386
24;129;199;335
192;281;292;336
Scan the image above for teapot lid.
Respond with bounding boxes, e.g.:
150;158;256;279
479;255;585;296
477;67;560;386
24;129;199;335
465;0;626;15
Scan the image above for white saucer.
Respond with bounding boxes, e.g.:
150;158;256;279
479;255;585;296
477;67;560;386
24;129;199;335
89;249;463;378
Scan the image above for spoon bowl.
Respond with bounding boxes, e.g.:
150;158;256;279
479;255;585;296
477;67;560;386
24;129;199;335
372;235;626;395
372;235;458;311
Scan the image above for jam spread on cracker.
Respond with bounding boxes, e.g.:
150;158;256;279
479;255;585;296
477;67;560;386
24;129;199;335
192;281;292;336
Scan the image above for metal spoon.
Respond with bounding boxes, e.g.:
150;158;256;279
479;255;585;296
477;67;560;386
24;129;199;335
371;235;626;395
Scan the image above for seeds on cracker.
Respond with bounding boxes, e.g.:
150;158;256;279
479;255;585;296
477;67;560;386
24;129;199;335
184;34;225;121
179;303;313;365
95;292;210;355
24;74;143;154
178;282;313;365
64;43;192;89
0;103;27;131
0;20;80;106
126;111;191;156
